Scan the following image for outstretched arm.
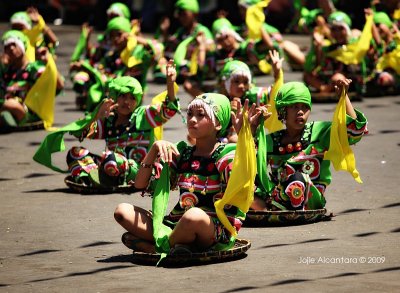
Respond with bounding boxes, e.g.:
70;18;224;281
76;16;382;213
166;60;177;101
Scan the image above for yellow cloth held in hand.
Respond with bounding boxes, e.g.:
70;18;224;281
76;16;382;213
214;112;257;237
327;14;373;65
23;15;47;62
393;9;400;20
121;34;141;68
376;43;400;75
257;59;271;74
264;69;284;133
24;15;46;47
323;88;362;183
190;47;199;75
25;54;57;130
246;0;271;40
151;82;179;140
25;41;36;62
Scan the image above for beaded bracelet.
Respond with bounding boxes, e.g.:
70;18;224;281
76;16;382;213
140;162;152;168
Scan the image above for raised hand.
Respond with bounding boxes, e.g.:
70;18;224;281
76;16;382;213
98;98;118;119
269;50;284;78
27;6;40;23
334;78;352;96
160;17;170;34
231;99;263;134
166;59;177;84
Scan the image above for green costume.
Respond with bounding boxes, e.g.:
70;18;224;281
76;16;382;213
34;76;180;187
1;30;47;129
70;16;158;111
255;82;368;210
148;93;243;263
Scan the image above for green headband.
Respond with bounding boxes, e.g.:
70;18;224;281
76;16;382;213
220;60;252;81
107;76;143;105
328;11;352;27
299;7;323;29
2;29;28;53
175;0;199;13
275;82;312;111
191;93;231;136
373;11;392;28
238;0;260;7
107;2;131;19
106;16;131;33
212;18;232;36
212;18;243;41
10;11;32;30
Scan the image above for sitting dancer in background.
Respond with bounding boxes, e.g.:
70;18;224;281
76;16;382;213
33;61;180;188
0;30;64;133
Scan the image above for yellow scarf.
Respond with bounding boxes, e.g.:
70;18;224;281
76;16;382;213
151;82;179;140
25;54;58;130
327;14;373;65
393;9;400;20
264;69;284;133
323;88;362;183
120;34;141;68
376;43;400;75
24;14;45;47
246;0;271;40
214;112;256;236
23;15;47;62
189;47;199;75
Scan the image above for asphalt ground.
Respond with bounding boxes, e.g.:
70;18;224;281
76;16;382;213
0;24;399;292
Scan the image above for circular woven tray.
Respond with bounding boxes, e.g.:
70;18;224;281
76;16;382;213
64;175;137;194
129;238;251;266
245;208;330;226
15;120;44;131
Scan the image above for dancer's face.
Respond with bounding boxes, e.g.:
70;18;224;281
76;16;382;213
186;106;220;139
116;93;137;116
284;103;310;131
4;42;24;60
229;75;250;98
330;24;348;44
110;30;127;50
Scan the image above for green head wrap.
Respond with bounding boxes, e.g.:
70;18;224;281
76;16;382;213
106;16;131;34
238;0;260;7
275;82;312;112
373;11;392;28
220;60;252;93
298;8;323;30
107;2;131;19
175;0;199;13
107;76;143;105
212;18;243;41
10;11;32;30
328;11;352;27
220;60;251;81
189;93;231;137
2;30;29;53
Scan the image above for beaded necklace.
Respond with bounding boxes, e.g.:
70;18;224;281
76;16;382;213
272;123;312;155
104;111;150;155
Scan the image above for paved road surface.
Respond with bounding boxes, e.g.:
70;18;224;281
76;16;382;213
0;24;399;292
